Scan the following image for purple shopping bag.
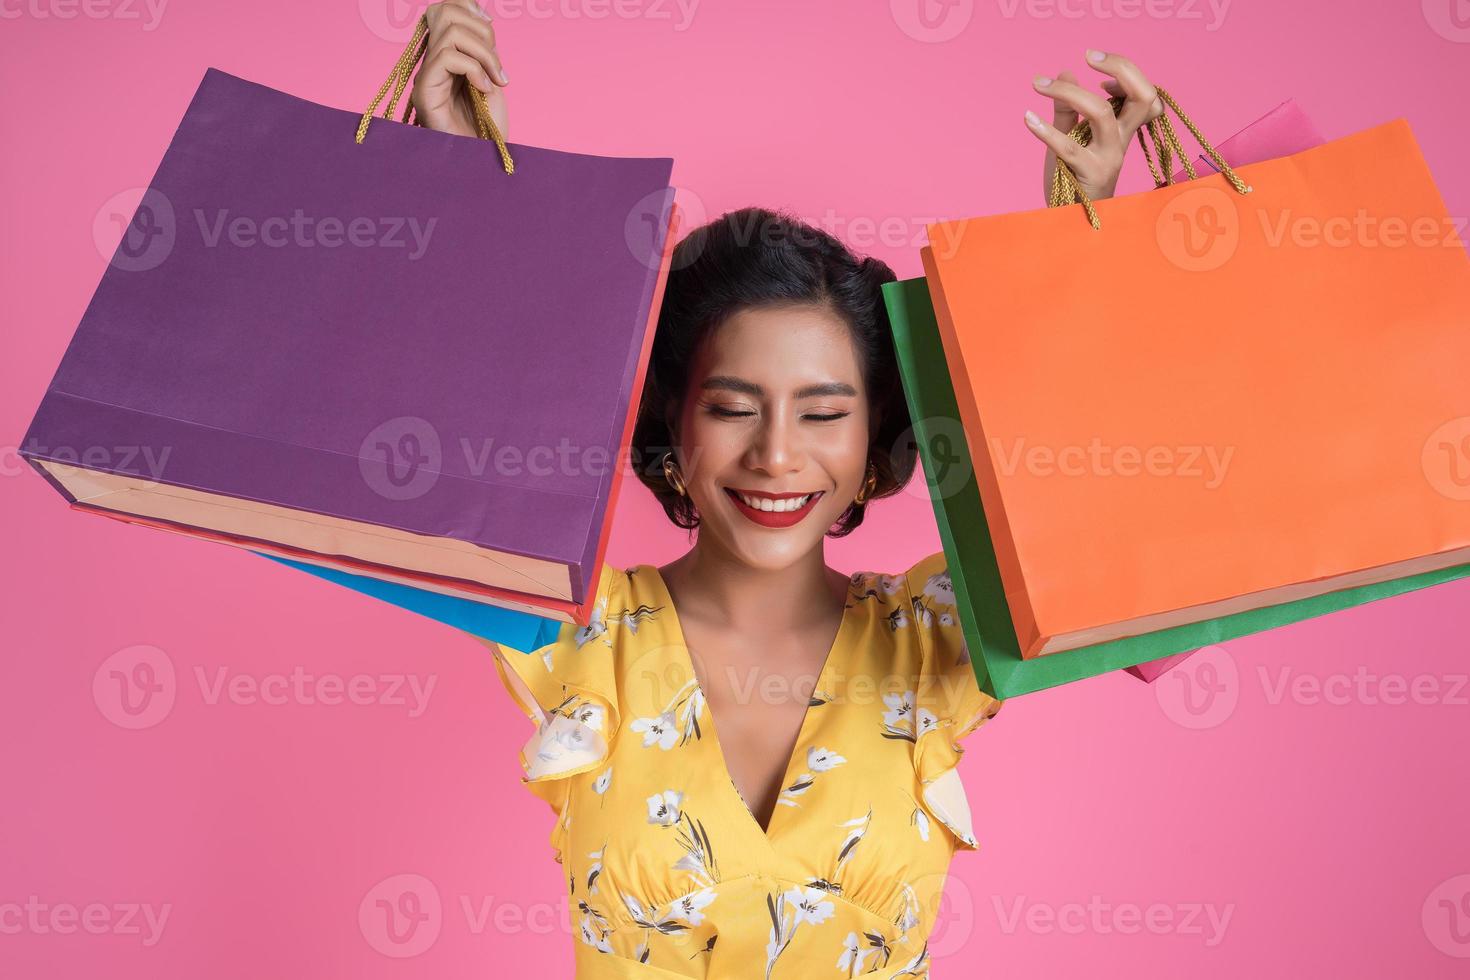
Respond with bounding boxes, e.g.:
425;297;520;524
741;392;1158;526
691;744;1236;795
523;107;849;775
1127;98;1325;684
21;33;676;625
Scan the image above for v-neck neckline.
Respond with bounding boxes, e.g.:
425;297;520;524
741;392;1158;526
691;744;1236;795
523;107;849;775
641;564;856;843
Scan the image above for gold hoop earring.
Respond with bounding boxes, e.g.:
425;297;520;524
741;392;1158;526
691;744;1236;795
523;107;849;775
661;451;687;497
853;462;878;506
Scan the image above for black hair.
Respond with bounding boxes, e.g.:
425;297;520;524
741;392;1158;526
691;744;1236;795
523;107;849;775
630;206;917;537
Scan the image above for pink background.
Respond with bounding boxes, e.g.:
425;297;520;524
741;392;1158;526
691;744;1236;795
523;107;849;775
4;0;1470;976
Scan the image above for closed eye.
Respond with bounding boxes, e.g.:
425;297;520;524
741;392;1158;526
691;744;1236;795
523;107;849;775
707;406;851;422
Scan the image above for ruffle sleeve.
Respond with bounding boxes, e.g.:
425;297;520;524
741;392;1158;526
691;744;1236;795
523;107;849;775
903;550;1003;849
471;562;624;862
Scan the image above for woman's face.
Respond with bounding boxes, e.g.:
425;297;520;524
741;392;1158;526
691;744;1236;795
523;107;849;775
671;302;873;571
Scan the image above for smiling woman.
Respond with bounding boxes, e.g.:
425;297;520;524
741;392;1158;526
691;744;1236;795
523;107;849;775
405;3;1163;974
470;205;1004;978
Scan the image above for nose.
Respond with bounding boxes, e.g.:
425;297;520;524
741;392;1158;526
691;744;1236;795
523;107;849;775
743;408;805;477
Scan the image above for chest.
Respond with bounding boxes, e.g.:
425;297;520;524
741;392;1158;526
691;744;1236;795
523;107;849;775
680;628;835;834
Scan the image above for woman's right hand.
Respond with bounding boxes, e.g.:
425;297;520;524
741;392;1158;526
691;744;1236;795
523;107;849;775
409;0;510;139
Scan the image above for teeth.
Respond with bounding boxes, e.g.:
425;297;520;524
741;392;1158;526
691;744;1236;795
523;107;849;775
736;491;812;513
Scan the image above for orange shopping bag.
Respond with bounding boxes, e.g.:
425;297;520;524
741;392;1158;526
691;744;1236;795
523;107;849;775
922;105;1470;661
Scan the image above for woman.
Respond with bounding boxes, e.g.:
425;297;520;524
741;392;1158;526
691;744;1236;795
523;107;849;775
411;3;1163;975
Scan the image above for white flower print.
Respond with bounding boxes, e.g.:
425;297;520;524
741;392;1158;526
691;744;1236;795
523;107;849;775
631;678;706;751
881;690;915;734
577;594;662;648
915;707;939;739
776;746;847;809
911;804;932;843
569;700;606;730
837;930;889;976
574;595;611;649
893;882;921;945
836;809;872;870
586;846;605;896
646;789;683;827
765;887;838;980
672;809;721;886
546;716;598;758
678;684;706;743
592;766;613;802
625;892;690;937
788;887;836;926
807;746;847;772
631;711;681;750
608;602;661;634
875;574;903;596
881;689;938;743
891;943;931;977
663;887;717;927
921;569;956;607
578;913;613;953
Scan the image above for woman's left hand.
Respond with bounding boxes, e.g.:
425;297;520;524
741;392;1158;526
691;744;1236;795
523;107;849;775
1025;50;1165;205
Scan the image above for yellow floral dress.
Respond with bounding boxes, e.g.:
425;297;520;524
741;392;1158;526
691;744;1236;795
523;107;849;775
478;551;1002;979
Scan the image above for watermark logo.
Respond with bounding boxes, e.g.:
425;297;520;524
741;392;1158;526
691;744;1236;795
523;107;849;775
359;0;431;42
891;0;974;42
359;873;443;957
914;871;974;960
899;417;975;504
1155;644;1238;729
626;185;707;271
359;416;443;501
95;188;175;273
1157;185;1240;272
1423;0;1470;43
93;645;177;730
1423;874;1470;958
1423;416;1470;501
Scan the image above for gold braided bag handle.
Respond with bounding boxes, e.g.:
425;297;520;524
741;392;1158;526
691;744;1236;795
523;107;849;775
355;14;515;175
1049;86;1249;229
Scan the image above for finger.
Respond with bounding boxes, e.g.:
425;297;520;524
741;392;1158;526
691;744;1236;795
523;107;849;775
422;48;497;95
428;4;507;84
431;23;506;89
449;0;493;19
1025;109;1094;175
1034;74;1120;151
1085;50;1160;138
1045;69;1080;134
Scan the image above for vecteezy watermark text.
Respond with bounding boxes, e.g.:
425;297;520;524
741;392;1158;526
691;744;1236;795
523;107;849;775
991;437;1235;489
193;210;438;260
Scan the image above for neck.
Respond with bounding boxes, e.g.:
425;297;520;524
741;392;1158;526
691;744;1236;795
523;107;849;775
660;539;846;638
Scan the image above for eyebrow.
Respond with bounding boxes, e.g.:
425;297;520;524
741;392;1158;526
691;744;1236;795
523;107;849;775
700;375;859;399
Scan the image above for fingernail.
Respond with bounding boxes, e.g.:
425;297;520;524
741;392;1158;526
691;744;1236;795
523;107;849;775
1034;75;1053;87
1087;48;1106;63
1024;110;1042;127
